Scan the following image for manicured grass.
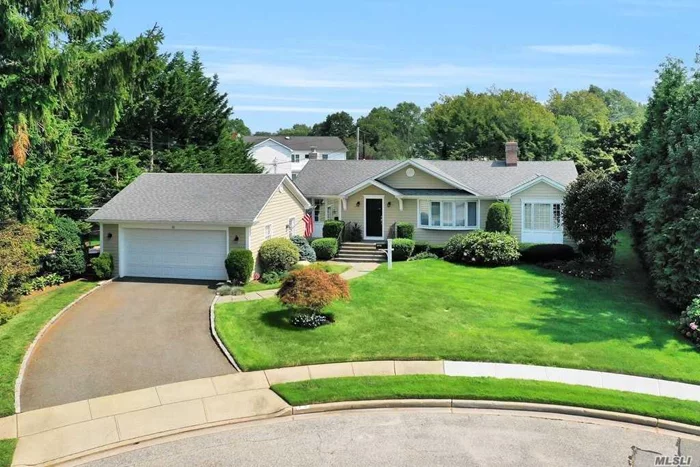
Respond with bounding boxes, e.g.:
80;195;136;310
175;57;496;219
0;439;16;467
0;280;97;417
272;375;700;426
242;262;352;293
216;233;700;383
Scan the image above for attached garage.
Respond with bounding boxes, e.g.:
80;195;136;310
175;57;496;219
121;227;228;280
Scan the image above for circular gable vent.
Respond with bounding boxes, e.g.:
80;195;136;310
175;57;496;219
406;168;415;177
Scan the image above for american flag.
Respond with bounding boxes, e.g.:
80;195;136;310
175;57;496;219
302;208;314;237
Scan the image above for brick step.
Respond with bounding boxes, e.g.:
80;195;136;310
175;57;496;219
339;246;378;253
335;253;386;262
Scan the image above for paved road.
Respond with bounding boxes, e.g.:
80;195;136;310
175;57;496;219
21;280;235;411
84;410;700;466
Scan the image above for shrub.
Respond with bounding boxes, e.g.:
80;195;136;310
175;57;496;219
0;222;43;299
277;267;350;314
347;222;362;242
216;283;244;296
322;220;345;239
444;231;520;266
311;238;338;260
396;222;415;239
259;238;299;273
290;312;333;329
261;271;285;284
91;253;114;280
41;216;86;278
485;202;512;234
414;242;445;258
541;258;613;280
391;239;415;261
21;273;65;295
679;297;700;346
564;170;624;263
0;304;20;326
290;235;316;262
224;249;254;285
519;244;577;264
408;252;439;261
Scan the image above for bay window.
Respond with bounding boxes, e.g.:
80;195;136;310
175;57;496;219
419;200;478;229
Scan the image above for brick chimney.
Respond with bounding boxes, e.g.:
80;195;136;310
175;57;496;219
308;146;319;160
505;141;518;166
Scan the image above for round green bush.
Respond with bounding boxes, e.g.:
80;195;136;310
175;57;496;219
225;249;254;285
392;238;415;261
311;238;338;260
290;235;316;262
259;238;299;273
444;231;520;266
322;220;345;239
91;253;114;279
678;296;700;346
396;222;415;239
42;216;86;278
484;201;512;234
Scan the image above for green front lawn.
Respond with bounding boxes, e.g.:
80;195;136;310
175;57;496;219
272;375;700;427
0;280;97;417
242;262;352;293
216;233;700;383
0;439;16;467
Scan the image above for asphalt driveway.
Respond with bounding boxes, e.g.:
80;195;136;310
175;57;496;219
20;280;236;411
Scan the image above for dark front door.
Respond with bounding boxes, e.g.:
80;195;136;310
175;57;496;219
365;198;383;238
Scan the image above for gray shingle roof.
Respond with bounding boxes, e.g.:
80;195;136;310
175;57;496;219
88;173;287;225
295;159;578;197
243;136;347;152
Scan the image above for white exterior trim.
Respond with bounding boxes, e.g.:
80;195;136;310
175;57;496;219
520;198;564;244
249;137;294;152
99;223;103;252
339;179;404;198
363;194;385;240
252;177;311;224
371;159;482;196
118;224;124;278
503;175;566;198
244;226;251;249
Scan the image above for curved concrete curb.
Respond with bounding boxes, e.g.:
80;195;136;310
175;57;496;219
209;295;241;372
291;399;700;437
14;279;112;414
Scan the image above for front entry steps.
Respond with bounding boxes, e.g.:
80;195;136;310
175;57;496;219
335;242;386;263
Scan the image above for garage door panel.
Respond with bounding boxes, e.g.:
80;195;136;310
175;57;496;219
122;228;228;280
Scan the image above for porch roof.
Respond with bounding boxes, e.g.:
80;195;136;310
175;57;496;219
395;188;473;197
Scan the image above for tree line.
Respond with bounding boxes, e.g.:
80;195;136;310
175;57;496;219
258;85;644;181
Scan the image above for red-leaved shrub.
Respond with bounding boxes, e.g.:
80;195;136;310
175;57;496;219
276;268;350;312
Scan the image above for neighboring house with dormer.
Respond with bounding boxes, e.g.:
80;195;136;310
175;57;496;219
243;136;348;179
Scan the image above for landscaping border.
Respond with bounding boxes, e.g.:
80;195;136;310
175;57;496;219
209;295;241;372
13;279;111;414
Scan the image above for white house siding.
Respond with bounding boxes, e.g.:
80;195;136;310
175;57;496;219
510;181;573;246
379;166;454;189
249;185;307;272
250;140;293;176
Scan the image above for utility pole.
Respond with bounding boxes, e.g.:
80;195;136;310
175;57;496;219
356;126;360;160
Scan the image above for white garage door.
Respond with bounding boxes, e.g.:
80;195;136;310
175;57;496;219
122;228;228;280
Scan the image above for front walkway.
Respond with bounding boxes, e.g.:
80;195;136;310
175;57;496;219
6;359;700;465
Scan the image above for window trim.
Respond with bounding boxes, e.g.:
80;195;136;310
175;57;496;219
291;154;300;163
521;198;564;233
287;217;296;237
263;223;273;241
416;198;480;230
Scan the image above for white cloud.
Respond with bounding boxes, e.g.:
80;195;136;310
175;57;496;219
527;44;634;56
234;105;370;113
227;93;321;102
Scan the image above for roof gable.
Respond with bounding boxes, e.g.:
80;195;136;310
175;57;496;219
243;136;347;152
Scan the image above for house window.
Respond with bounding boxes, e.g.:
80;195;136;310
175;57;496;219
523;202;563;231
419;200;478;229
326;205;334;221
264;223;273;240
322;154;329;160
291;154;300;163
291;172;298;181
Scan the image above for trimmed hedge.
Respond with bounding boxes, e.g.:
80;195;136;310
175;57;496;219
519;243;576;264
484;201;512;234
259;238;299;273
414;242;445;258
42;216;86;278
225;249;254;284
311;238;339;260
392;239;415;261
291;235;316;262
396;223;415;240
322;220;345;239
91;253;114;280
444;231;520;266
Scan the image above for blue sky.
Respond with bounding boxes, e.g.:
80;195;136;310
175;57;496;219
107;0;700;132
